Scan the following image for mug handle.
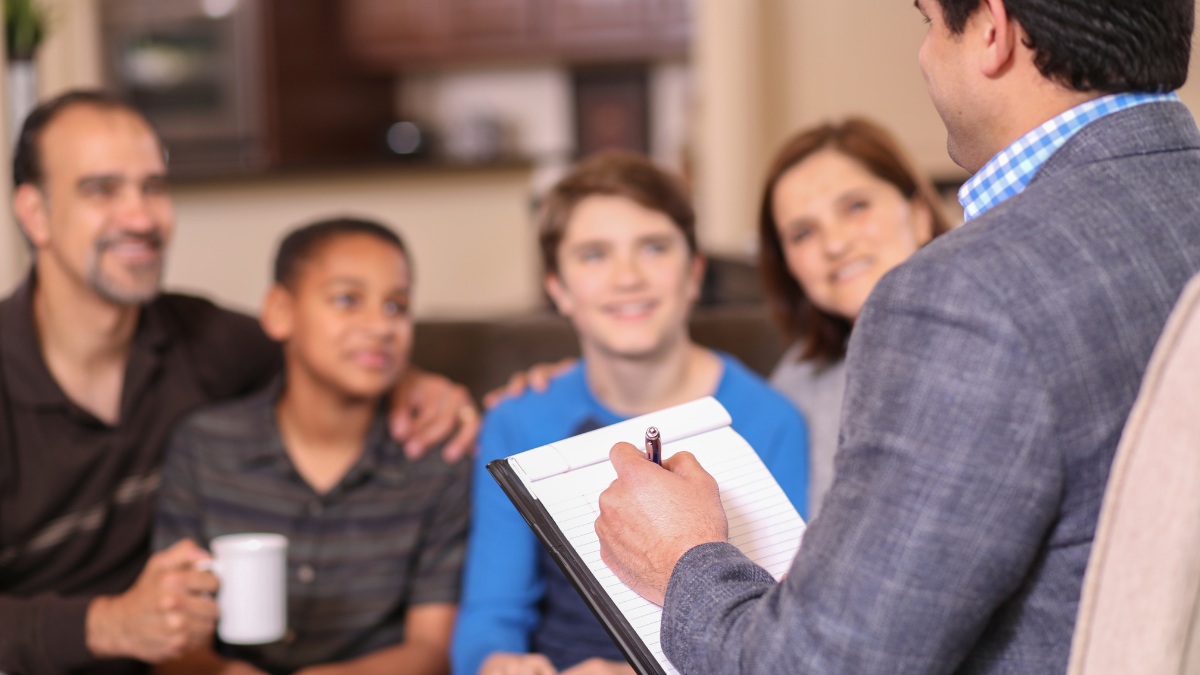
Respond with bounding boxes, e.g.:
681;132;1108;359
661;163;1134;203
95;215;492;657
193;558;223;599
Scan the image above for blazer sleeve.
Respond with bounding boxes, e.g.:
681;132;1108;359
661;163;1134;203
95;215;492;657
660;259;1062;674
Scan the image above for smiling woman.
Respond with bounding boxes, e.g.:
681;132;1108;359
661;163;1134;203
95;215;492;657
759;117;954;516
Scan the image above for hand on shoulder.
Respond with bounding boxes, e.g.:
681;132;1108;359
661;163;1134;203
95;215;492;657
483;358;578;410
388;366;480;462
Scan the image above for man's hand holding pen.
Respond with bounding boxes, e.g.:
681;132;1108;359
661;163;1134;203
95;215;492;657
595;442;728;606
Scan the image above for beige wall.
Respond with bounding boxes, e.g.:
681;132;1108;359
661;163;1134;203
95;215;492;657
167;166;541;318
0;0;100;295
771;0;957;177
7;0;1200;309
692;0;955;258
695;0;1200;256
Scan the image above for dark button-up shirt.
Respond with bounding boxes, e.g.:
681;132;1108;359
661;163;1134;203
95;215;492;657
0;274;278;674
154;380;470;674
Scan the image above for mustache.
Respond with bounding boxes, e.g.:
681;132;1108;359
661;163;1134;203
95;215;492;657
95;231;165;252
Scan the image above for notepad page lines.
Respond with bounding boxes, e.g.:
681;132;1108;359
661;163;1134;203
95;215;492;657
527;426;800;674
535;470;679;674
683;429;805;579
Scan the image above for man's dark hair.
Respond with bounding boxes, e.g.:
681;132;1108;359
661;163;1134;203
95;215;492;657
274;216;411;289
935;0;1193;92
12;89;158;189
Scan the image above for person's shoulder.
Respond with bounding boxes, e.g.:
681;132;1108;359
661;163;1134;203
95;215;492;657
150;292;271;360
717;351;786;399
716;352;805;426
770;351;844;407
0;283;22;311
0;275;37;343
171;384;277;451
389;436;472;485
769;346;825;386
152;292;257;335
151;292;280;398
485;362;588;424
868;219;1016;316
479;363;591;459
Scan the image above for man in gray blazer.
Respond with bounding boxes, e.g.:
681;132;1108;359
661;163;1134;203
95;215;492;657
594;0;1200;672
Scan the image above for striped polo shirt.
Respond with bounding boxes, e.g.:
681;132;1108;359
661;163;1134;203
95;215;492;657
154;380;470;674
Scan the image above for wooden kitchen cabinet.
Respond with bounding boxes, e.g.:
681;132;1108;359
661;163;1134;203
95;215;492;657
99;0;395;177
343;0;542;64
547;0;690;60
343;0;690;69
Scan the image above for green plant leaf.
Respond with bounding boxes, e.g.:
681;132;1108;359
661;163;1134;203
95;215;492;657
5;0;49;61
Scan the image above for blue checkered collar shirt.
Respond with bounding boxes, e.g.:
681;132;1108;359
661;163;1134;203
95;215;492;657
958;91;1180;221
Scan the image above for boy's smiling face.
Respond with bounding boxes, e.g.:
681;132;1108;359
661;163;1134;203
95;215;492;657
266;232;413;401
544;194;702;363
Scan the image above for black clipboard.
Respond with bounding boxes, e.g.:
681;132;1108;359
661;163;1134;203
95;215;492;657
487;459;669;675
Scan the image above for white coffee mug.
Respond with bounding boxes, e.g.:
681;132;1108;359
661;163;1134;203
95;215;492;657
204;533;288;645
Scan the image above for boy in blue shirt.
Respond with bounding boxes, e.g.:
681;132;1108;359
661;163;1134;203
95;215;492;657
452;153;808;675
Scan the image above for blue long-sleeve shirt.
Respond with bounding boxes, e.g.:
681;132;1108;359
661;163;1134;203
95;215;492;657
451;353;808;674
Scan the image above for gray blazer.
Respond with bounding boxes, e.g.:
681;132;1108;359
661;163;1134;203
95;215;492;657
661;101;1200;674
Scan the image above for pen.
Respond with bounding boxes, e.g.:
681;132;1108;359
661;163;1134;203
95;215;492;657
644;426;662;466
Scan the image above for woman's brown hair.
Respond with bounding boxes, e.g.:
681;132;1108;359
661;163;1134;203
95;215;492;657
759;118;953;366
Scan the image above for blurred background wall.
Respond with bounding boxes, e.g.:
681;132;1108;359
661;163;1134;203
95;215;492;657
4;0;1200;318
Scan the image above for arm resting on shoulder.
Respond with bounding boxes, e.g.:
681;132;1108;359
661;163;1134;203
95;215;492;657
388;366;479;461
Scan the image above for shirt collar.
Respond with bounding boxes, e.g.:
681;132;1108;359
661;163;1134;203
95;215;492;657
958;91;1180;221
0;272;60;406
0;270;172;409
236;378;398;479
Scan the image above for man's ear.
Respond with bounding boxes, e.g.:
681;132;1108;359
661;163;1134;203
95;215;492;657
979;0;1017;78
543;272;574;317
13;184;49;247
260;284;295;342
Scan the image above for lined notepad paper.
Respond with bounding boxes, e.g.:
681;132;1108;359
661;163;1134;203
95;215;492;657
507;397;806;674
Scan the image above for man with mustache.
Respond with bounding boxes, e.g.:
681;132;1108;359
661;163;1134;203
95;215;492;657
0;91;477;674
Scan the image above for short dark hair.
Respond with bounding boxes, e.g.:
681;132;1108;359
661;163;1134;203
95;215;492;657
934;0;1192;92
758;118;953;366
537;151;695;277
12;89;159;189
274;216;411;289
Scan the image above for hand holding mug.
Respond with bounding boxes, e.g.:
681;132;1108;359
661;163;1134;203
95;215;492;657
86;539;219;662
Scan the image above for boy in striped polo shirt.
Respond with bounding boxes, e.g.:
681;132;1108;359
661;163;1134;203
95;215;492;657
154;217;468;675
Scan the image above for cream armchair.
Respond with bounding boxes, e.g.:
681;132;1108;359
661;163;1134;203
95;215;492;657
1069;273;1200;674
